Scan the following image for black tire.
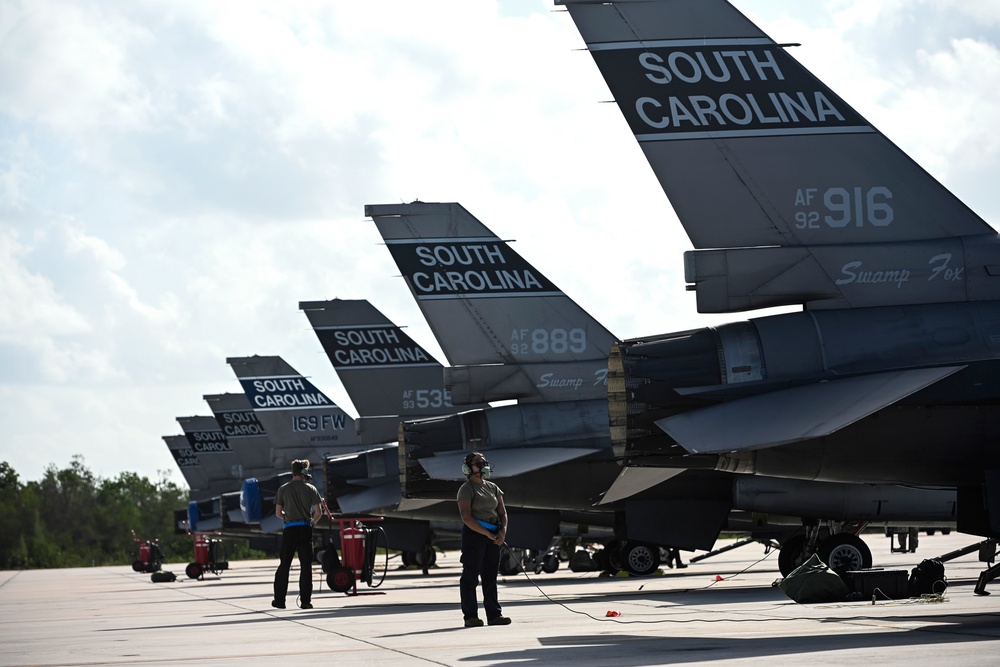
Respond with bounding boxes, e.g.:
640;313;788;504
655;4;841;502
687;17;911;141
499;548;523;576
593;542;618;573
817;533;872;574
622;541;660;576
414;548;436;569
400;551;414;567
328;566;354;593
603;539;626;573
778;534;808;577
148;561;161;573
132;560;144;572
542;552;559;574
185;562;203;580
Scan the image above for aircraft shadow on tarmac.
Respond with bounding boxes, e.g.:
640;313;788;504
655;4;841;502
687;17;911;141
484;604;1000;665
469;625;998;667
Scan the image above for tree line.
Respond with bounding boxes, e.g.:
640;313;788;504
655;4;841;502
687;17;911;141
0;456;262;569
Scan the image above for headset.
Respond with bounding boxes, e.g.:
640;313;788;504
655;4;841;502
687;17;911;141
462;452;492;479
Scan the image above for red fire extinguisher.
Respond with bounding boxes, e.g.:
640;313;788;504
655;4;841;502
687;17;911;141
341;522;365;582
194;534;210;566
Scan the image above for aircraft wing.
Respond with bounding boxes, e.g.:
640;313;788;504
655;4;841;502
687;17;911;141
656;366;964;454
419;447;603;481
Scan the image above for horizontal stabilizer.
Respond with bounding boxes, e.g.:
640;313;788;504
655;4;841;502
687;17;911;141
658;366;964;454
420;447;602;481
598;466;685;505
259;514;283;535
397;498;449;512
354;415;404;447
335;484;402;515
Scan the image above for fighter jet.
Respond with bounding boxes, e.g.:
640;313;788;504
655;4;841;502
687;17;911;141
225;354;485;561
300;298;606;561
226;355;357;469
300;297;491;445
368;201;957;575
174;414;274;536
556;1;999;576
299;298;488;513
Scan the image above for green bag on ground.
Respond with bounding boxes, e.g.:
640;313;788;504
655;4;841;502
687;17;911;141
778;553;849;603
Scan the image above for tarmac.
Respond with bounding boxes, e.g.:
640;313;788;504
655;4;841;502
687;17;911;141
2;530;1000;667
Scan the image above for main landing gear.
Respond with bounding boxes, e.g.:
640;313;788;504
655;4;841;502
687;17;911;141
592;539;662;576
778;525;872;577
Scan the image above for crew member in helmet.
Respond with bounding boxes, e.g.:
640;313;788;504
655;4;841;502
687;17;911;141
456;451;511;627
271;459;322;610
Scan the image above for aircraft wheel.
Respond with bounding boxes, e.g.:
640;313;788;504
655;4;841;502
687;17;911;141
185;562;203;580
818;533;871;574
593;541;621;573
603;539;626;573
542;552;560;574
622;541;660;576
778;535;808;577
499;548;523;576
328;566;354;593
414;548;436;569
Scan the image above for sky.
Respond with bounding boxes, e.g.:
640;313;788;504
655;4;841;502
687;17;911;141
1;0;999;488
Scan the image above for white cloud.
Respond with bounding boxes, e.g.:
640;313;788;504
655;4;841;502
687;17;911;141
0;0;995;488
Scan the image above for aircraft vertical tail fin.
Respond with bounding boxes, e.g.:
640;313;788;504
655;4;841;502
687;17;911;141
162;434;212;499
203;392;274;479
300;298;489;443
558;0;999;312
175;415;242;484
367;202;617;402
226;354;359;469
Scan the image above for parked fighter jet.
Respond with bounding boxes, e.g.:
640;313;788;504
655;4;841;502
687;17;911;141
226;354;476;561
300;298;604;559
174;414;272;535
368;201;957;575
299;298;488;514
226;355;355;469
300;298;490;447
557;0;998;575
368;203;622;502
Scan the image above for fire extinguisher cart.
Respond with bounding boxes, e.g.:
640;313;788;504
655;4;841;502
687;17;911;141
130;530;163;573
185;533;229;580
325;516;387;596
